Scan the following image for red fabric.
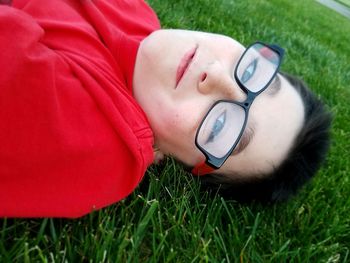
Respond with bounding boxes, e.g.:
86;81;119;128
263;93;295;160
0;0;160;218
191;161;215;176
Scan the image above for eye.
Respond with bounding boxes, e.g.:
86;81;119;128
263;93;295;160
206;111;226;143
241;58;258;83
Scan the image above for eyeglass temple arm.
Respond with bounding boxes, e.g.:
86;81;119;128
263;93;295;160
191;161;216;176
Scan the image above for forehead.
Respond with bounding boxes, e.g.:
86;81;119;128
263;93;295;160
216;74;305;177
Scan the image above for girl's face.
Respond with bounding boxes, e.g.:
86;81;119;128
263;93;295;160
133;30;304;178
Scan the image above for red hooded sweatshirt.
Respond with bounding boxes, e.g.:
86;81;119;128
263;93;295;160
0;0;161;218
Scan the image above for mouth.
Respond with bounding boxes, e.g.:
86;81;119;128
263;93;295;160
175;45;198;88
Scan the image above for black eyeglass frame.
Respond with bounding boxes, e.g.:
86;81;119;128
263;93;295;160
194;41;285;169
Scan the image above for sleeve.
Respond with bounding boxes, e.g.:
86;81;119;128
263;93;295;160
0;6;142;218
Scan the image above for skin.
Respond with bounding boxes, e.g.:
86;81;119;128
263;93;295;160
133;29;305;178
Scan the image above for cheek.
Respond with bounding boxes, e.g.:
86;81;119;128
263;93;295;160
155;102;202;150
161;107;194;136
155;105;204;165
206;36;243;67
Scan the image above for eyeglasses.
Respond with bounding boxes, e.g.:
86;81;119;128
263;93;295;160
192;42;285;176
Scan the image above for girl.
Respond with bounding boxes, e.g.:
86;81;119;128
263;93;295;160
0;0;331;217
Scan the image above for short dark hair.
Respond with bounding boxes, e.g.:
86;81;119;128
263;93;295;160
199;72;332;203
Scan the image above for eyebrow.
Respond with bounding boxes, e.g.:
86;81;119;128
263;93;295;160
229;75;280;156
226;74;281;158
231;125;255;156
266;74;281;96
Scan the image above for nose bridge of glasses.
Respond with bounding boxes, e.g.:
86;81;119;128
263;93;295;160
198;61;246;101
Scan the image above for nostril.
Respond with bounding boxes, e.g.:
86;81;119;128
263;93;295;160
201;73;207;82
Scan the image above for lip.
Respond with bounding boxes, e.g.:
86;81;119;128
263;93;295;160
175;45;198;88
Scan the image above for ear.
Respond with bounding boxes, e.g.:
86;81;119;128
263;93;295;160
153;147;165;164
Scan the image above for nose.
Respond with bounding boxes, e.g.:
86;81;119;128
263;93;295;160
197;61;246;101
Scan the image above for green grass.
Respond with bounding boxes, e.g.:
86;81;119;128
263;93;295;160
1;0;350;262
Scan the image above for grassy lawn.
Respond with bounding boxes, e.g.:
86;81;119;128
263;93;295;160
1;0;350;262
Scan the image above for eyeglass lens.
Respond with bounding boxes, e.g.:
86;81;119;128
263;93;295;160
197;102;245;158
236;43;280;92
